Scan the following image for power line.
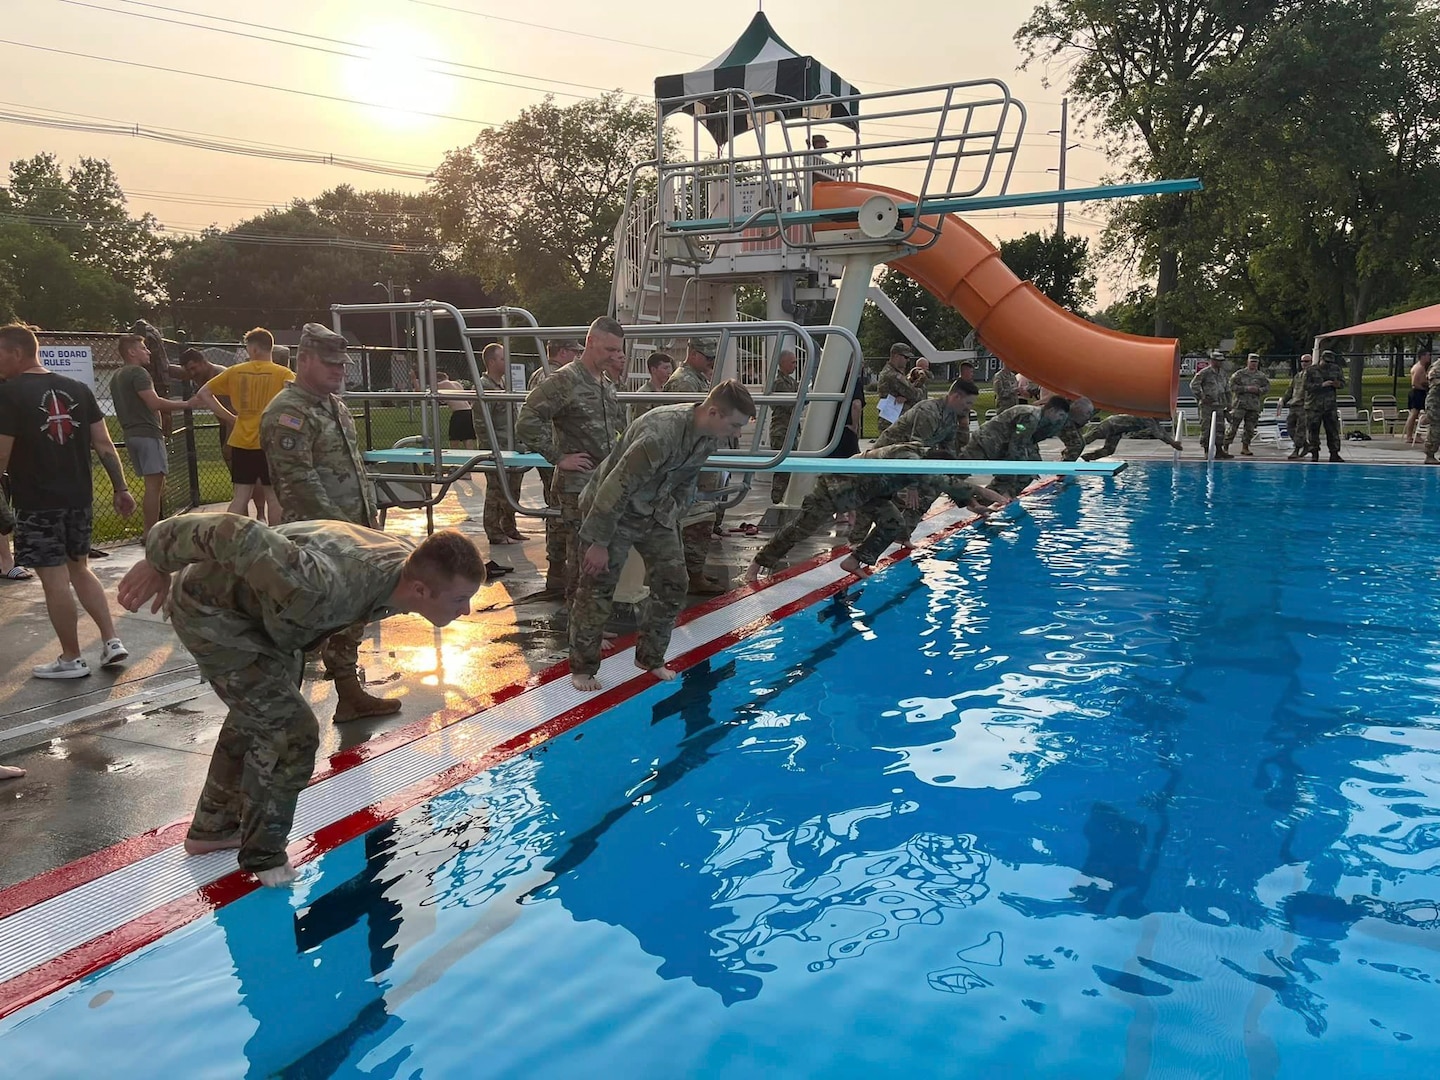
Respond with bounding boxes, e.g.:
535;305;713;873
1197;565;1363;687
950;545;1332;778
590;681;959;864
0;38;502;128
406;0;712;59
0;106;437;179
57;0;635;102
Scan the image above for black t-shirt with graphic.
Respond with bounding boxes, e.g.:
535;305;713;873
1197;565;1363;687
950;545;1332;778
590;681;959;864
0;371;102;510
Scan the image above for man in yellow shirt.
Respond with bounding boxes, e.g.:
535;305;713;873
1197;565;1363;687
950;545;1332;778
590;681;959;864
197;327;295;522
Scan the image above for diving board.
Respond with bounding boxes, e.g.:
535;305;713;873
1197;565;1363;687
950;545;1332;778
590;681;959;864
665;178;1203;234
363;448;1126;477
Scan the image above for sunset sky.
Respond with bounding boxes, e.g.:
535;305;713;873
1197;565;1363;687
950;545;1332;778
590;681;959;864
2;0;1127;289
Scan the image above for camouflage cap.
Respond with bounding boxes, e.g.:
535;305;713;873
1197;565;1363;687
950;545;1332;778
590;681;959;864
298;322;350;364
890;342;916;358
546;338;583;356
690;337;719;358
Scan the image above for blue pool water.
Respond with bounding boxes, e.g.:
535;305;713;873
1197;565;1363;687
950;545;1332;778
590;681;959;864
5;463;1440;1077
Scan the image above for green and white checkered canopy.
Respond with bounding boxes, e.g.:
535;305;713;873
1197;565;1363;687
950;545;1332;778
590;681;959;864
654;12;861;145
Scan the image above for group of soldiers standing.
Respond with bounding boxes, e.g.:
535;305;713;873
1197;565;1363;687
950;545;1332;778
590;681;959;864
1190;350;1350;462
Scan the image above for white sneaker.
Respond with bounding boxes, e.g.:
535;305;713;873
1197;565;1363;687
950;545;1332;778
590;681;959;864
99;638;129;668
33;656;90;680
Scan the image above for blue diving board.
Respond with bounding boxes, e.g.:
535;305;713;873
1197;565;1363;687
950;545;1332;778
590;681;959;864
364;448;1125;478
666;178;1203;233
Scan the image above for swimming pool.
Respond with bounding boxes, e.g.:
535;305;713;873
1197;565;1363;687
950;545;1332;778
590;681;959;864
3;463;1439;1077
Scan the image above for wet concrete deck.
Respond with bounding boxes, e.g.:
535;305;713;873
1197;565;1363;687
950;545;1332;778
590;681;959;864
0;430;1430;887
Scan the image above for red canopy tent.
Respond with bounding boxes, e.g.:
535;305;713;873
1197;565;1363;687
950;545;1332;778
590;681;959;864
1318;302;1440;341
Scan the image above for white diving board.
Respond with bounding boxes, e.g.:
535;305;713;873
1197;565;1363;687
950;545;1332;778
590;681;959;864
363;448;1127;478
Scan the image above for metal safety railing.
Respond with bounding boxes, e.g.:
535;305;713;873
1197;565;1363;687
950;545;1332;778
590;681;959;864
332;303;868;518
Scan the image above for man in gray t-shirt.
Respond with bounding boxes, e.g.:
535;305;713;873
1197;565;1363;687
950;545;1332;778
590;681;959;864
112;333;198;536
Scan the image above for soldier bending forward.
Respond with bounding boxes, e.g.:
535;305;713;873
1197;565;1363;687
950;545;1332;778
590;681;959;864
118;514;486;886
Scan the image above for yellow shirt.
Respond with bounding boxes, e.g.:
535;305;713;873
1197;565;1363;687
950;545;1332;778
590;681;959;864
205;360;295;449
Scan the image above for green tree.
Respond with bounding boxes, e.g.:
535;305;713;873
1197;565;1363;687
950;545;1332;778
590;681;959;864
0;222;134;329
998;231;1096;311
858;268;973;365
431;93;657;324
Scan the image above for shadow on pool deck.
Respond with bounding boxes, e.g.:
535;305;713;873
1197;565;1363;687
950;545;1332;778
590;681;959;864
0;433;1431;887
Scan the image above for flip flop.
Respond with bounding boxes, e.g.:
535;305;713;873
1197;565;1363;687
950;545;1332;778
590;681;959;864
3;566;33;580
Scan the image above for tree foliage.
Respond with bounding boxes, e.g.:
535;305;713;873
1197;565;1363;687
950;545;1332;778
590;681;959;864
431;93;657;324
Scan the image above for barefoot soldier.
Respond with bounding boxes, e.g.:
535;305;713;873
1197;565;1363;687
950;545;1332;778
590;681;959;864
118;514;485;886
569;380;756;692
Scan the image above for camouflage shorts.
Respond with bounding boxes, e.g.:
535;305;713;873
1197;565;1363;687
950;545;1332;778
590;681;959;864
13;506;93;567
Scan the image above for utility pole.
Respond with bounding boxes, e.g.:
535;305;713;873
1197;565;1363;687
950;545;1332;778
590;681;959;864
1048;97;1075;238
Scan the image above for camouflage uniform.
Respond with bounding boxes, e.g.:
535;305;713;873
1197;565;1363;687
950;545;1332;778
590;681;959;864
960;405;1069;497
848;398;965;543
992;367;1020;414
769;368;801;503
753;443;928;570
1057;418;1089;461
1279;366;1310;457
663;362;720;581
260;370;380;687
1081;414;1172;459
152;514;412;872
854;473;988;565
1424;358;1440;460
1303;355;1346;457
477;372;526;542
1224;367;1271;452
527;366;562;590
571;404;719;676
875;363;926;434
1190;365;1230;453
516;361;622;600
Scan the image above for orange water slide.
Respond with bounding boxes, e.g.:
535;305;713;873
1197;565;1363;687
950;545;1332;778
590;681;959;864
812;181;1179;417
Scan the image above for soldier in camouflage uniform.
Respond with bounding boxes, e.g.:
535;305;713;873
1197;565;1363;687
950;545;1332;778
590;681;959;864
1223;354;1272;455
768;350;802;504
1303;349;1347;462
1280;355;1311;459
982;398;1088;496
517;319;625;603
846;471;1010;574
630;351;676;424
663;338;728;594
1080;414;1183;459
992;365;1020;414
1055;399;1096;461
847;378;978;543
476;342;528;544
1423;353;1440;464
875;343;926;434
260;323;402;724
530;339;582;596
1189;355;1232;458
116;515;485;885
570;381;756;691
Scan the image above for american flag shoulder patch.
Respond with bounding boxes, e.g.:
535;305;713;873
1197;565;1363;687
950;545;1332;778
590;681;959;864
278;413;304;431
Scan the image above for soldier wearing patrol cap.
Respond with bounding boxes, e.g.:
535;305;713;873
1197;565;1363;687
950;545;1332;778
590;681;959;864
876;343;926;435
663;337;726;594
260;322;400;724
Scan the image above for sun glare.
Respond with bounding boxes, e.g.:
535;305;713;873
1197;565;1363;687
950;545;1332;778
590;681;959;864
341;23;459;128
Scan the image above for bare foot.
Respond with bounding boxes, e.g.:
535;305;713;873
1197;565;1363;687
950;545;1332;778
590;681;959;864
640;662;678;681
0;765;25;781
571;673;602;692
602;630;618;642
256;861;300;887
184;833;241;856
743;561;765;584
839;555;872;577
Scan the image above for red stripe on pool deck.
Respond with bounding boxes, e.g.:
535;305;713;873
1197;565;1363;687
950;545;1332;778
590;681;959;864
0;478;1061;1020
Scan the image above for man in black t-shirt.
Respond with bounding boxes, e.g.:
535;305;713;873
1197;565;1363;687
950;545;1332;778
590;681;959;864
0;323;137;679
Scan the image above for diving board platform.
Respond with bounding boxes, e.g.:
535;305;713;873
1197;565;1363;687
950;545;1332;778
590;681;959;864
363;448;1127;477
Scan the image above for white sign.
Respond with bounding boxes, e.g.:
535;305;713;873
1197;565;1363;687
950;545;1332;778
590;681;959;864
38;345;95;388
509;362;527;393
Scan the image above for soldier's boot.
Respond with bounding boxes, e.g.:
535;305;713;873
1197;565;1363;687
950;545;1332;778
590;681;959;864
1240;444;1253;456
1329;452;1345;463
334;674;402;724
1286;448;1302;460
1310;448;1320;462
687;574;727;596
1214;449;1235;459
1425;455;1440;465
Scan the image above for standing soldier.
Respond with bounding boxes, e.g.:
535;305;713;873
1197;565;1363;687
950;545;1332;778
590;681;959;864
768;349;801;505
1189;355;1232;458
630;352;676;424
259;323;400;724
569;381;756;692
875;343;925;434
1280;355;1311;459
1303;349;1347;462
118;515;486;886
663;338;727;595
477;342;527;545
1224;354;1272;456
1423;351;1440;465
529;339;582;599
992;364;1020;414
516;319;625;604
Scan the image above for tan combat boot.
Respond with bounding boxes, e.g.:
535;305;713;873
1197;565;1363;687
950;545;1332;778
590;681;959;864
333;673;402;724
